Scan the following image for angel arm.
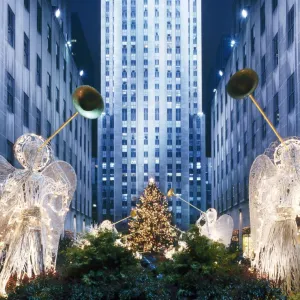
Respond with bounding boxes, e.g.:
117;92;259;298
40;161;77;269
249;154;277;252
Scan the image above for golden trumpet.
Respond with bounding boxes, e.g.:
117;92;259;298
39;85;104;150
112;209;137;226
167;189;204;214
227;68;283;144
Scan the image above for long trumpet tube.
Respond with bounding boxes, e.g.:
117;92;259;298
249;95;283;144
38;112;79;150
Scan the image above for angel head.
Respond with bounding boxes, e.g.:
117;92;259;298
274;139;300;169
13;134;52;171
206;208;218;224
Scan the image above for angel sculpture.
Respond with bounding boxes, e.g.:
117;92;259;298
250;138;300;293
196;208;233;247
99;220;118;233
0;134;76;295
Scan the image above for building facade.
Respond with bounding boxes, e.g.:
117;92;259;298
211;0;299;248
0;0;92;233
99;0;206;229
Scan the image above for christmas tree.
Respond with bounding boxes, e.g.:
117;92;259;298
127;180;176;253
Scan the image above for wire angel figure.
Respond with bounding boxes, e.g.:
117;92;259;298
0;134;76;295
250;138;300;293
196;208;233;247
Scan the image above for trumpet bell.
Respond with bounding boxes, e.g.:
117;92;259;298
130;209;137;218
226;68;259;100
72;85;104;119
167;188;175;197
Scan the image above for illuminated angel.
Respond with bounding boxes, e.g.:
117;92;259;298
250;138;300;292
0;134;76;295
196;208;233;247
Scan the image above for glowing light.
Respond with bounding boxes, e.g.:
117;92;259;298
55;8;61;18
218;70;223;77
213;89;217;93
230;39;236;48
241;9;248;18
79;70;84;77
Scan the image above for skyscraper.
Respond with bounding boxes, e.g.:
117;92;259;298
99;0;206;229
0;0;92;234
211;0;298;249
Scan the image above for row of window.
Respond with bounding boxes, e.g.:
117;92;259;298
7;5;74;93
214;73;294;132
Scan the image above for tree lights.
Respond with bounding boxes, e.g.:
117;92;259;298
127;181;176;253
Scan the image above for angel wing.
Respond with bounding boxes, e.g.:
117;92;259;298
0;156;31;245
249;154;277;253
214;214;234;247
40;161;76;269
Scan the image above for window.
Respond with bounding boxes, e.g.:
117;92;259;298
24;33;30;69
6;72;14;113
69;73;72;94
260;3;265;35
7;5;15;48
243;43;247;68
288;73;295;113
47;25;51;53
273;93;279;126
287;5;295;47
252;120;256;149
144;108;148;121
122;109;127;121
60;100;65;122
273;33;278;69
56;43;60;69
36;55;41;86
23;93;29;127
262;107;267;139
24;0;30;11
47;121;51;137
155;108;159;120
167;109;172;121
75;120;78;140
261;55;266;86
47;73;51;101
176;109;181;121
56;88;59;112
251;25;255;53
131;109;136;121
63;59;66;82
244;131;247;157
7;140;14;165
272;0;278;12
37;1;42;34
36;108;41;135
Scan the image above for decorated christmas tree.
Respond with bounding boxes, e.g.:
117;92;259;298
127;180;176;253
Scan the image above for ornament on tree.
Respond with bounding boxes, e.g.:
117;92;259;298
196;208;233;247
250;138;300;293
0;134;76;295
127;181;176;253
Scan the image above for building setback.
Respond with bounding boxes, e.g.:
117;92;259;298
0;0;92;233
99;0;207;229
211;0;298;249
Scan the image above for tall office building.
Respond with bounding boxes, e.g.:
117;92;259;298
99;0;206;229
0;0;92;234
211;0;298;250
